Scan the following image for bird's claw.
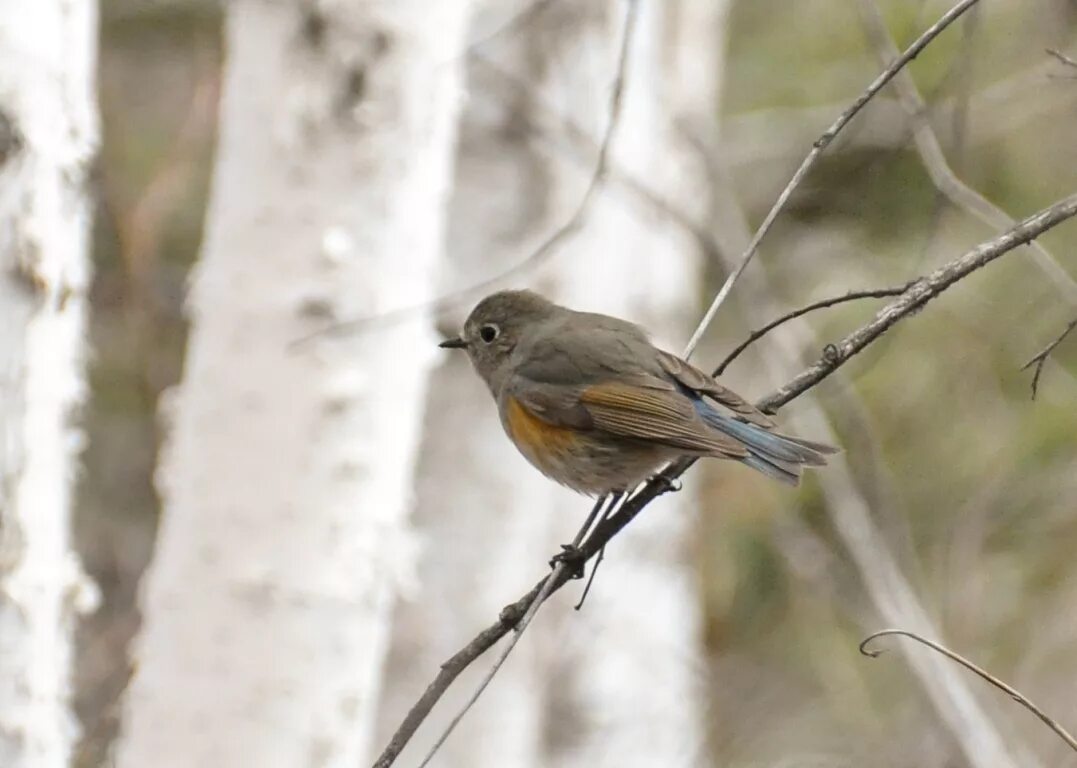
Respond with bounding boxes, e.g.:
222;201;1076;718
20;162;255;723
651;475;682;495
549;544;587;580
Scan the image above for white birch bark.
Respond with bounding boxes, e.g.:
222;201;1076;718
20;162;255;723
114;2;470;767
541;4;712;766
371;2;560;758
378;3;716;766
0;2;100;766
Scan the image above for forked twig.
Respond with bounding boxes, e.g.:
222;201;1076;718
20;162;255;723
1022;317;1077;399
858;0;1077;306
681;0;984;358
860;629;1077;753
414;494;620;768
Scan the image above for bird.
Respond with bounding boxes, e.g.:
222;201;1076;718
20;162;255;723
439;289;836;498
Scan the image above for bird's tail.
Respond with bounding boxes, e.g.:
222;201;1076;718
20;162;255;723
697;406;838;486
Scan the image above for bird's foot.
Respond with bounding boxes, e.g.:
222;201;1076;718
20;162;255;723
650;474;682;495
549;544;587;580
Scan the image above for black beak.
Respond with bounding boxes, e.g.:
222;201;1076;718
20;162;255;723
439;336;467;349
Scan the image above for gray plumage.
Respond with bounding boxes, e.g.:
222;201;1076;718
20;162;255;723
440;290;837;496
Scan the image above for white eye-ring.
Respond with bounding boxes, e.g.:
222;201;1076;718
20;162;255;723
479;323;500;343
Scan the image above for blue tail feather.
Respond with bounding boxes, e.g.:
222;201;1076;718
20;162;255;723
692;398;834;484
741;456;801;486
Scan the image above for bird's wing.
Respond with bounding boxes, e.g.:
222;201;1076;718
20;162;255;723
656;349;776;428
509;376;749;457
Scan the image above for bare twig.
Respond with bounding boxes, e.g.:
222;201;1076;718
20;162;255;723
712;285;912;376
464;0;557;55
699;131;1028;768
371;191;1077;768
860;629;1077;753
948;6;980;171
858;0;1077;306
1047;47;1077;70
681;0;984;358
763;193;1077;406
723;58;1067;173
1022;317;1077;399
414;493;620;768
292;0;635;349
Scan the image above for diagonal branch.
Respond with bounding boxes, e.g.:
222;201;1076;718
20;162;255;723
681;0;985;358
371;191;1077;768
1046;48;1077;71
762;193;1077;408
858;0;1077;306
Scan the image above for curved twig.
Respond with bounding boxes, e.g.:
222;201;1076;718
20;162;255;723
1022;317;1077;399
860;629;1077;753
712;285;912;377
681;0;984;359
371;192;1077;768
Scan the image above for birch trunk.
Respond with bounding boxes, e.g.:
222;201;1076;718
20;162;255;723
114;2;469;766
376;2;710;765
0;2;99;766
372;2;569;762
541;3;708;766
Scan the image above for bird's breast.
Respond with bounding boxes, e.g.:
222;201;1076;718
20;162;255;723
502;395;580;470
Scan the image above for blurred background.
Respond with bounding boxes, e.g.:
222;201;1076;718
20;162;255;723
76;0;1076;766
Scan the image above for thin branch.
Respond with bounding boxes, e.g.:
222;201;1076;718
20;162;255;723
698;126;1024;768
1046;47;1077;70
762;193;1077;407
1022;317;1077;399
470;54;727;269
712;285;912;377
291;0;635;350
464;0;557;56
371;191;1077;768
680;0;984;359
860;629;1077;753
414;493;619;768
858;0;1077;306
948;5;980;172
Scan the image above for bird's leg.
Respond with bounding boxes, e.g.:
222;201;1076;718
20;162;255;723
573;492;625;610
549;495;605;579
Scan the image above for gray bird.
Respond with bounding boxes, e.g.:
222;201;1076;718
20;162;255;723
440;289;836;496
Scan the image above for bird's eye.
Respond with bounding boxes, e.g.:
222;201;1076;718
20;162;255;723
479;324;500;343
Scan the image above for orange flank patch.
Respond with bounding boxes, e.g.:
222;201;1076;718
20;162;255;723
504;396;579;465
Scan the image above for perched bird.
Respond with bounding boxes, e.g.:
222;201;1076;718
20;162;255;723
439;290;836;497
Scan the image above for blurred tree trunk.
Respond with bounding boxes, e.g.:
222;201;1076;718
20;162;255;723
372;1;568;762
375;2;712;766
114;2;470;767
540;3;710;766
0;2;100;766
